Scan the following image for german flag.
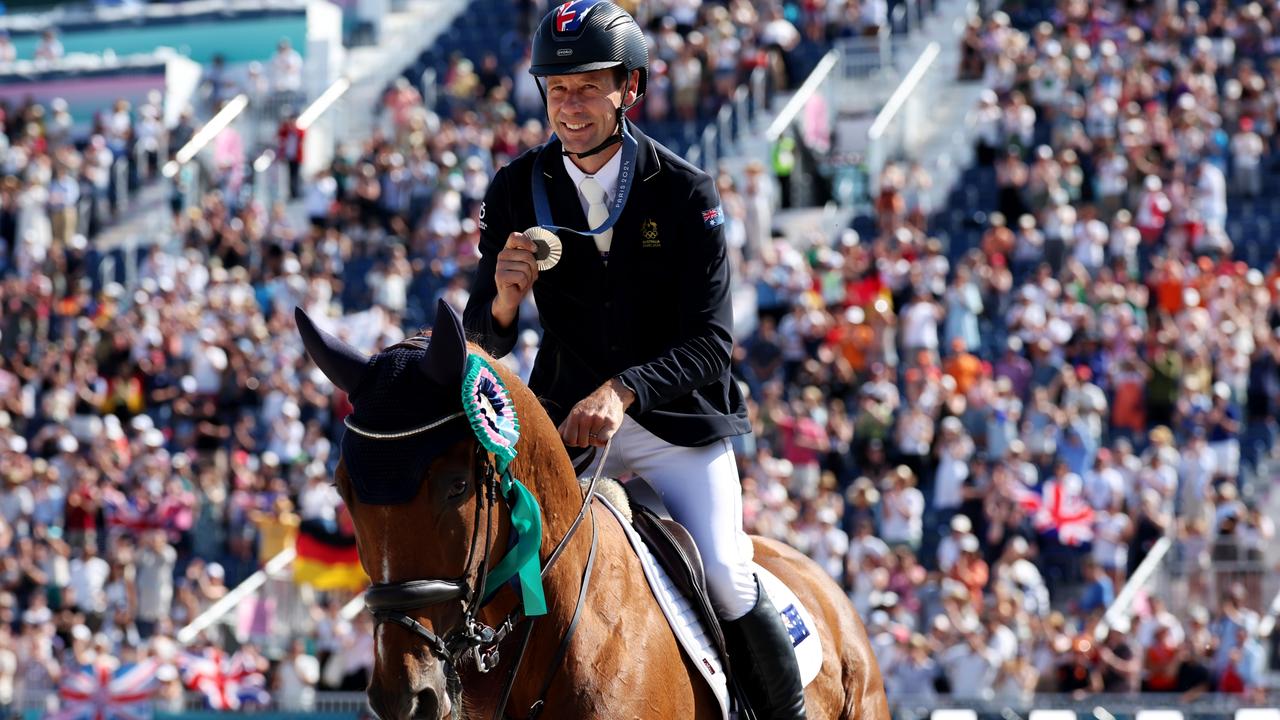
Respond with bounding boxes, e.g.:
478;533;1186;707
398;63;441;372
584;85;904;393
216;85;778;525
293;518;368;591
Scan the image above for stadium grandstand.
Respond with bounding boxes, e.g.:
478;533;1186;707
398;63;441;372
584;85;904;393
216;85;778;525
0;0;1277;718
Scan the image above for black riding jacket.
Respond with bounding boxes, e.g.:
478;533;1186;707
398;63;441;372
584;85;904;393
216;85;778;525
463;121;750;447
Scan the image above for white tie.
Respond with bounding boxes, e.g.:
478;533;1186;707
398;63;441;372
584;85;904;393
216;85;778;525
578;176;613;258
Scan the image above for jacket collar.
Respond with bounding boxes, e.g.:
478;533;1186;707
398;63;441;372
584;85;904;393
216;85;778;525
629;120;662;183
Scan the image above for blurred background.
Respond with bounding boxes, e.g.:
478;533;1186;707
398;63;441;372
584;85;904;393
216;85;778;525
0;0;1278;718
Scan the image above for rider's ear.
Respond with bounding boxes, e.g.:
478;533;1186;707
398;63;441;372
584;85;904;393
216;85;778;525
423;300;467;387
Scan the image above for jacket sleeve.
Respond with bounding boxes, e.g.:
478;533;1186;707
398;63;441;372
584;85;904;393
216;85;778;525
617;171;734;413
463;164;518;358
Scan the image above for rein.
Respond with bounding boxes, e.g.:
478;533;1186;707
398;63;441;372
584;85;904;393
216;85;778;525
363;423;609;720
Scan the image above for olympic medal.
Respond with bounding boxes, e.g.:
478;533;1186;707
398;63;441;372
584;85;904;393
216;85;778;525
524;226;563;271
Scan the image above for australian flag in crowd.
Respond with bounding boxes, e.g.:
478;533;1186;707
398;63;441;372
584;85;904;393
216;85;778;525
53;659;159;720
178;648;270;711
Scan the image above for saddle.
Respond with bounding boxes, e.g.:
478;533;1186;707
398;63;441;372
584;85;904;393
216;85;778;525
620;478;756;720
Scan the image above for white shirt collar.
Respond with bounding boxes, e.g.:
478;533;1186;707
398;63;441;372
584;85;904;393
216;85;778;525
562;147;622;206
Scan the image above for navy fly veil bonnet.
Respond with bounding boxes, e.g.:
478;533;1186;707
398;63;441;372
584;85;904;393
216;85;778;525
295;301;472;505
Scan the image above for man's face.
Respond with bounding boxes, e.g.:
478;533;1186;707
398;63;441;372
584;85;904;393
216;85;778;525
545;68;635;156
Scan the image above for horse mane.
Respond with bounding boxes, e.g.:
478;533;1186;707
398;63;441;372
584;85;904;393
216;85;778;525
463;343;635;525
464;342;580;502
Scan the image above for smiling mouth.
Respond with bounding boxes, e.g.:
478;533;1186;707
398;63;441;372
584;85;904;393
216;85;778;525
563;121;591;131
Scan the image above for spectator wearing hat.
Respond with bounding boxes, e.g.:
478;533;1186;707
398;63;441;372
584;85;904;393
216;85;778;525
804;506;849;583
932;417;973;525
879;466;924;552
937;514;972;574
950;534;988;610
1206;381;1241;479
1090;490;1131;589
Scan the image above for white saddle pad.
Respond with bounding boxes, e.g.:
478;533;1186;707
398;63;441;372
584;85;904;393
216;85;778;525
595;496;823;720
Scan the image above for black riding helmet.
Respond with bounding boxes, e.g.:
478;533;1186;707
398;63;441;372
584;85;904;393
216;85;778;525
530;0;648;157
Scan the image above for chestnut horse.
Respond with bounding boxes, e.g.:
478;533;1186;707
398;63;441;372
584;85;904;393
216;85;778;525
297;302;887;720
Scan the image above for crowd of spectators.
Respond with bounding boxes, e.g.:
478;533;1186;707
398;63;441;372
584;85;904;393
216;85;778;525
0;0;1278;716
724;0;1280;708
430;0;895;140
0;29;181;283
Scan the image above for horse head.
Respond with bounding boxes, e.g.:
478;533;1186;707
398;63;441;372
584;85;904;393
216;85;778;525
296;301;578;720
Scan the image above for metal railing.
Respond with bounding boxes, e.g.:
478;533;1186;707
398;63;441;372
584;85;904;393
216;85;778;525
1095;536;1172;642
834;28;897;80
248;76;353;210
766;51;841;144
686;66;769;170
177;547;297;646
864;41;941;199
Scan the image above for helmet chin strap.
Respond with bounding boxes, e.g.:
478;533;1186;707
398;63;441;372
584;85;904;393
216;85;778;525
560;73;638;160
561;124;622;159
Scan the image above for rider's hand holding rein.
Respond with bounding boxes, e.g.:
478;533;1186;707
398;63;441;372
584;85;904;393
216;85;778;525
559;377;635;448
492;232;539;329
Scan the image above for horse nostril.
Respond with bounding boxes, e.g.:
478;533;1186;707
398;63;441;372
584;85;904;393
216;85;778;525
367;686;412;720
411;688;441;719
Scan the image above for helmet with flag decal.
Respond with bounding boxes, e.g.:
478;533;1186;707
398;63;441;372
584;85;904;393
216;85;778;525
530;0;648;101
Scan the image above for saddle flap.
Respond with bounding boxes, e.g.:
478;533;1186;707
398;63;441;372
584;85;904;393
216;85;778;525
629;504;725;654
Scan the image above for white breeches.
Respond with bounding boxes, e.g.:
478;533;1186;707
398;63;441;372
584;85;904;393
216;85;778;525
580;416;759;620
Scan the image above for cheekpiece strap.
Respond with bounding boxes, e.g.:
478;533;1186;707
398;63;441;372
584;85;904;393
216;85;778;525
461;354;547;616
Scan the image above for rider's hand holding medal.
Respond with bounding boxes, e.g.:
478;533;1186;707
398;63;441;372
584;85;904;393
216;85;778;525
493;227;561;321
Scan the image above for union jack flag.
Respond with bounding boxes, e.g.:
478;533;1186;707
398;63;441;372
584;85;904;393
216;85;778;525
1009;479;1095;546
178;648;270;711
701;206;724;229
53;659;159;720
555;1;583;33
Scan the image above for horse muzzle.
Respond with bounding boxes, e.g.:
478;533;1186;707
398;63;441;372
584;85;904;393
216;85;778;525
368;682;453;720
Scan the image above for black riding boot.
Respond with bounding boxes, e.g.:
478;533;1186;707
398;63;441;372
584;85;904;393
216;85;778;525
722;576;807;720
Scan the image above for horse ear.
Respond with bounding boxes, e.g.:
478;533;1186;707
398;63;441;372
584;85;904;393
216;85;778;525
295;307;370;395
423;300;467;386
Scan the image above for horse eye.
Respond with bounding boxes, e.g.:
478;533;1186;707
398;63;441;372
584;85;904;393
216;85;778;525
447;477;469;499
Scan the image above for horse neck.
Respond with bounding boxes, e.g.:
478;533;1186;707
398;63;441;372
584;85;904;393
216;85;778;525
476;421;607;712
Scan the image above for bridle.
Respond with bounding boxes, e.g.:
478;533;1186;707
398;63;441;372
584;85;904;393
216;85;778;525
352;349;606;719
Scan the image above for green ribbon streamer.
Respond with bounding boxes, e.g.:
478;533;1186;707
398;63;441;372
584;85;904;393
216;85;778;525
481;473;547;616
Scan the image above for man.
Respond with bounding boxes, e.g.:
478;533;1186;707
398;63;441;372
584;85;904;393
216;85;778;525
463;2;804;717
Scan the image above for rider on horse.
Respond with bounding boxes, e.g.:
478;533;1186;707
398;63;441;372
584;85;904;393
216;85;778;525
463;1;807;716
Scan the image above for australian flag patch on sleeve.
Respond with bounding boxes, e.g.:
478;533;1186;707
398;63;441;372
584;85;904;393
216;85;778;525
702;205;724;229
